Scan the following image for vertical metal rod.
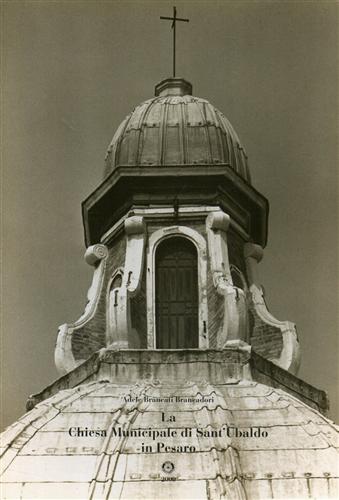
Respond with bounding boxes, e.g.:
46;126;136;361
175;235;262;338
173;20;176;77
160;7;188;77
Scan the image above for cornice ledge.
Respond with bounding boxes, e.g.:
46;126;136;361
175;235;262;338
250;351;329;415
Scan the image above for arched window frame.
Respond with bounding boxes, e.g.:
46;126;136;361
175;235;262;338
146;226;208;349
106;267;124;345
230;264;248;292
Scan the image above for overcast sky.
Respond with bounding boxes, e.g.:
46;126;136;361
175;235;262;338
2;0;338;430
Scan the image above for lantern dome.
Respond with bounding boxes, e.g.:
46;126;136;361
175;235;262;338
104;78;251;183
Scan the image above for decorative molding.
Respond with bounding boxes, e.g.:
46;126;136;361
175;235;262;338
54;244;108;375
28;349;329;415
107;216;146;349
243;242;264;262
244;242;264;285
100;205;249;245
146;225;209;350
249;284;301;374
123;216;146;294
230;264;248;291
84;244;109;266
106;267;124;346
206;210;248;347
251;351;328;414
83;164;268;246
207;209;231;233
244;243;300;374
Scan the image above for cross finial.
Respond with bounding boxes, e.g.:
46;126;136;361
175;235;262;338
160;6;189;77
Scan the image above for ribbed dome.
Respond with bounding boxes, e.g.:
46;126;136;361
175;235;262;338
104;78;251;182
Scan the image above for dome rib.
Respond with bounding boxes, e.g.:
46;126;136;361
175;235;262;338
160;97;168;165
201;101;213;165
136;100;153;166
179;102;186;164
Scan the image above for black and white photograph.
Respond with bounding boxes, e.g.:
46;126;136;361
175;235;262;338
1;1;338;498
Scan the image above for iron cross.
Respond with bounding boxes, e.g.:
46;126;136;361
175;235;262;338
160;6;189;77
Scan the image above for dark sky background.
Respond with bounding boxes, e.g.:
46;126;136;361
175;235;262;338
2;0;338;430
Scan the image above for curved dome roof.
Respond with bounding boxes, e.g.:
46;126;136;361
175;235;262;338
1;350;338;499
104;78;251;182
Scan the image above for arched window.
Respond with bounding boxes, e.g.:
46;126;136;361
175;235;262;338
155;237;199;348
107;269;124;345
230;265;247;291
108;269;123;307
111;272;123;290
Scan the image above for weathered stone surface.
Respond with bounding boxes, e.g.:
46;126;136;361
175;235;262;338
228;228;248;280
130;261;148;348
249;311;284;359
58;204;290;371
14;74;335;499
1;350;338;499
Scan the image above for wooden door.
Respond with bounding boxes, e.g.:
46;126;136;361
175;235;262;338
155;237;199;348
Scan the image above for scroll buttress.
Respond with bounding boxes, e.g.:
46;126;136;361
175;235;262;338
206;211;248;348
107;216;146;349
55;244;109;375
